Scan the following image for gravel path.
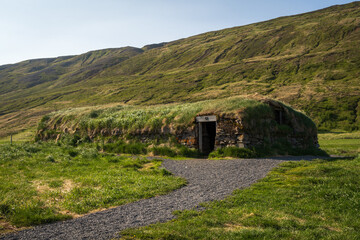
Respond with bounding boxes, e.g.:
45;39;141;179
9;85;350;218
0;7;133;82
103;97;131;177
1;156;319;240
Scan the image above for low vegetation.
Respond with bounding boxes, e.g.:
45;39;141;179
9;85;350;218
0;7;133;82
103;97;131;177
0;118;358;237
37;97;272;139
35;97;323;158
1;2;359;237
102;140;202;159
0;141;186;233
208;145;327;159
117;131;359;239
318;130;360;157
0;128;35;144
121;156;360;239
1;2;360;136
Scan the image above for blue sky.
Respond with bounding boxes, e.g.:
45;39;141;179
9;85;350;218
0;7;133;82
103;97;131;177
0;0;356;65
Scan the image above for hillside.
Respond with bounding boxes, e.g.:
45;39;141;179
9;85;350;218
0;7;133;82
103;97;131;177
1;2;360;137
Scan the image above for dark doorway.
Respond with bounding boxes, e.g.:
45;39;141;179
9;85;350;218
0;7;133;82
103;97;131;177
199;122;216;154
274;109;284;125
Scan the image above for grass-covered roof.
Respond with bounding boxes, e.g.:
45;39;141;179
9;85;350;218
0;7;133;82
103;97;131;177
38;97;315;138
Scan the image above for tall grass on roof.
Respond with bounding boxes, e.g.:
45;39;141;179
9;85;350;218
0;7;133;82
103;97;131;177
39;97;273;137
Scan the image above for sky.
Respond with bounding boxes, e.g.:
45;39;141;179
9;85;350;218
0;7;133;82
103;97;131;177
0;0;356;66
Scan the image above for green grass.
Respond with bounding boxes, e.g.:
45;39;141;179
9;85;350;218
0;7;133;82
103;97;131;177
209;147;258;159
318;131;360;157
102;141;148;155
34;96;323;159
0;128;35;144
1;2;360;135
102;140;202;159
208;145;328;159
39;97;270;138
0;141;186;231
120;157;360;240
37;97;317;151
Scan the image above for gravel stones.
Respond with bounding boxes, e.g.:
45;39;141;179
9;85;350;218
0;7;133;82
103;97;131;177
1;157;318;240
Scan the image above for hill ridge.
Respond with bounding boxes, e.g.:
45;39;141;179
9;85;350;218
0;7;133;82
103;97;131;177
0;1;359;137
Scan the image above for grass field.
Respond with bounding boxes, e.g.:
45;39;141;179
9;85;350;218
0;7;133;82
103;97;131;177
1;2;360;236
0;141;186;234
0;126;358;236
120;157;360;240
318;131;360;157
0;128;35;145
117;131;360;239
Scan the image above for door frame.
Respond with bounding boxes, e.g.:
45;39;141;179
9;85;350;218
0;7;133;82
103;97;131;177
195;115;217;153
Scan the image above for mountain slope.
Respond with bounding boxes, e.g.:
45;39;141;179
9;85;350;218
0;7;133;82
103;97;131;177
0;47;143;95
0;2;360;137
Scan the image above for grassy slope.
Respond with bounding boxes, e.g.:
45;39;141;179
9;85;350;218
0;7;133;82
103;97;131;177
120;157;360;240
1;2;360;137
0;141;185;233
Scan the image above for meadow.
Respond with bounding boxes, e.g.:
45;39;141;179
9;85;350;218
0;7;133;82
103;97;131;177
318;130;360;157
1;2;360;237
120;156;360;240
0;122;358;237
116;131;360;239
0;140;186;234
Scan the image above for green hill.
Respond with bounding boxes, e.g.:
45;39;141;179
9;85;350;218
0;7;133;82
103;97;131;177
1;2;360;137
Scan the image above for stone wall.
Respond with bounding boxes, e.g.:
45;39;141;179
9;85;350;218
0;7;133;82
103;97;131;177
37;100;318;151
175;110;318;151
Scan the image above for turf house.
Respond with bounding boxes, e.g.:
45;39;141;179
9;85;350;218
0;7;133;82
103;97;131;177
36;98;319;155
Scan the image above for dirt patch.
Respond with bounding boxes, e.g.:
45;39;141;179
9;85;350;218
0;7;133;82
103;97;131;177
33;179;76;194
139;163;156;171
275;215;306;224
33;180;51;193
62;180;75;193
222;223;264;232
0;219;27;236
324;226;342;232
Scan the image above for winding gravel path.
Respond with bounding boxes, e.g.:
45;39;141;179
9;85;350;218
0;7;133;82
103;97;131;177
1;156;319;240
